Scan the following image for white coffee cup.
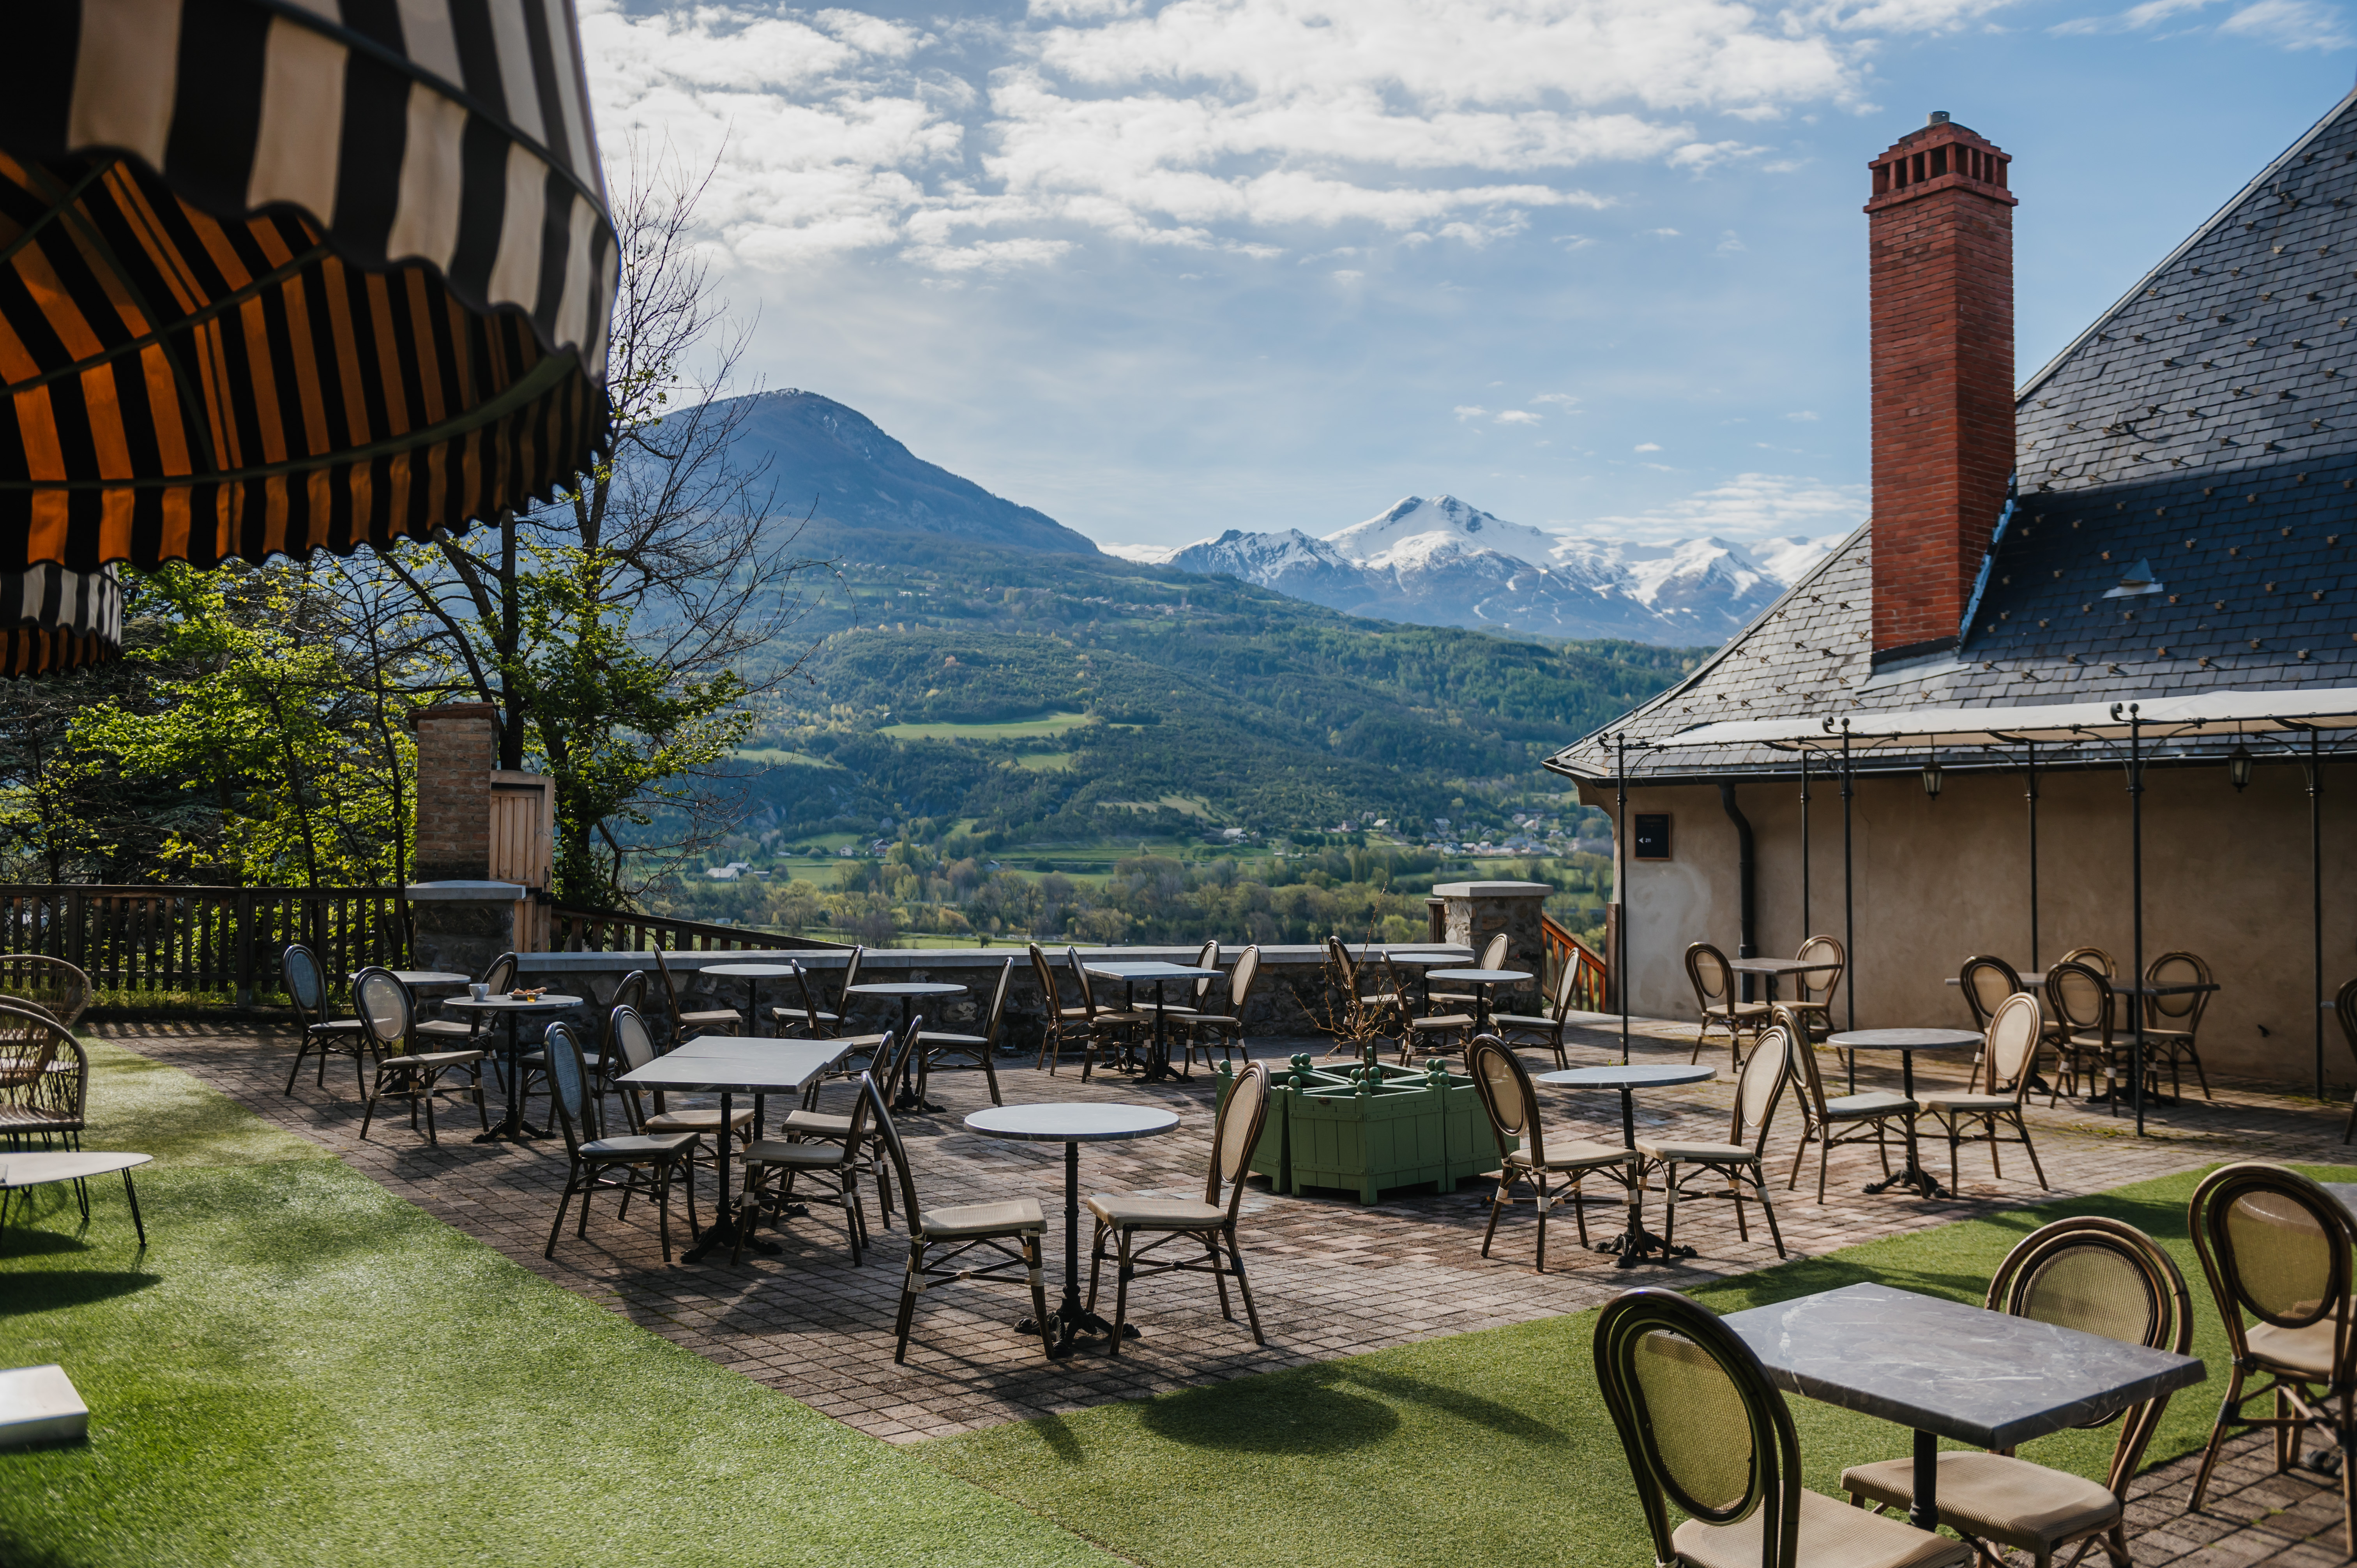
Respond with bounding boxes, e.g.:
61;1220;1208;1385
470;982;489;1001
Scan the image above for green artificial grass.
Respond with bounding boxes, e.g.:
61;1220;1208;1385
918;1163;2357;1568
0;1041;1118;1568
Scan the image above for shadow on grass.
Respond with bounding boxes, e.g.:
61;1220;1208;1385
0;1270;159;1314
1140;1376;1399;1455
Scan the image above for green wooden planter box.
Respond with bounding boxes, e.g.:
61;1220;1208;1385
1218;1054;1511;1204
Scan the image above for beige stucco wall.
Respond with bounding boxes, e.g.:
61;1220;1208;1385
1578;759;2357;1088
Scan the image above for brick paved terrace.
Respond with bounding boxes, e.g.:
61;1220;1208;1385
85;1008;2357;1563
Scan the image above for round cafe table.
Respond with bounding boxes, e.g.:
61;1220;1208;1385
965;1102;1179;1357
702;962;802;1039
441;994;580;1144
0;1151;151;1248
1538;1063;1714;1266
846;982;968;1110
1827;1028;1982;1199
384;970;469;987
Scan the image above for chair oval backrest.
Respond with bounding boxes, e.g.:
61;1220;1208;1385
1991;1215;2193;1464
612;1005;659;1072
284;944;329;1019
1550;948;1587;1019
1066;948;1101;1015
542;1021;599;1149
2048;961;2111;1034
1479;931;1510;971
0;955;91;1028
2145;950;2210;1025
2338;976;2357;1073
614;971;649;1014
1325;934;1358;989
352;968;411;1049
1985;992;2043;1091
1735;1024;1791;1139
1779;1017;1830;1117
1959;955;2022;1031
1193;938;1221;1003
1594;1287;1801;1565
2059;945;2115;978
1028;943;1064;1013
482;952;519;994
861;1072;921;1227
1230;945;1261;1012
2192;1162;2353;1331
979;958;1015;1042
1466;1036;1536;1157
1211;1062;1270;1212
0;1003;64;1096
1685;943;1732;1008
835;946;865;1008
1794;934;1844;1006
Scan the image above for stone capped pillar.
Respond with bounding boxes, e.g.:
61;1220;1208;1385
1430;881;1551;975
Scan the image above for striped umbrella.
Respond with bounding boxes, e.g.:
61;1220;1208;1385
0;0;619;674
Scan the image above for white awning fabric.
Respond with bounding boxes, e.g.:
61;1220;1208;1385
1654;687;2357;752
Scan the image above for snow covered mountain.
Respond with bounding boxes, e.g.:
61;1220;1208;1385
1154;496;1839;645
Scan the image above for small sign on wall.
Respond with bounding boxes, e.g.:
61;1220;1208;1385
1632;813;1673;861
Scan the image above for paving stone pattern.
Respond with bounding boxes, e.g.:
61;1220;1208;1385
101;1013;2357;1558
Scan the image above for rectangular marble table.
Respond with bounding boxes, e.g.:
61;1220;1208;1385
1721;1281;2206;1531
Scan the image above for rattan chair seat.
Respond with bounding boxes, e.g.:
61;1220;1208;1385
578;1131;701;1161
921;1197;1045;1239
1407;1012;1476;1032
2247;1317;2341;1380
1719;1000;1772;1017
1920;1091;2019;1113
772;1006;840;1025
1671;1486;1972;1568
0;1103;72;1131
678;1007;740;1029
916;1029;988;1047
375;1048;487;1070
1823;1090;1916;1120
1084;1192;1226;1229
1635;1137;1754;1163
776;1108;853;1138
1841;1451;2118;1555
1506;1139;1632;1172
739;1137;855;1169
645;1106;754;1135
309;1017;369;1034
1491;1012;1570;1029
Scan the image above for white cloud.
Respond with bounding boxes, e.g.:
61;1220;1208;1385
1532;392;1582;407
1785;409;1821;421
1715;230;1747;253
1495;409;1543;424
1331;268;1366;282
1455;405;1490;420
2048;0;2349;42
1634;441;1663;451
1640;227;1683;238
1586;472;1868;544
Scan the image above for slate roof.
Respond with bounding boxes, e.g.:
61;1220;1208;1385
1551;87;2357;783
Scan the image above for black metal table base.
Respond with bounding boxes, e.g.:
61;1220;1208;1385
476;1026;549;1142
682;1213;781;1264
1863;1164;1951;1200
1018;1294;1141;1358
1597;1226;1694;1267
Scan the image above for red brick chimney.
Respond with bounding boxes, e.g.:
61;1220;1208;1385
1866;111;2017;663
410;703;498;882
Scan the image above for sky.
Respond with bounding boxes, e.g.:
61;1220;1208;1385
580;0;2357;553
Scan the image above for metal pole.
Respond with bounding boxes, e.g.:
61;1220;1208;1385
1800;752;1812;938
1842;725;1856;1095
1617;733;1631;1067
2128;706;2145;1137
2313;729;2326;1101
2024;740;2039;973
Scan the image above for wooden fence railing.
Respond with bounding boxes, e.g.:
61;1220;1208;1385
1539;913;1610;1013
0;884;410;1000
551;907;846;955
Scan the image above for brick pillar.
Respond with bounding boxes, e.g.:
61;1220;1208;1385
1866;110;2017;664
410;703;498;882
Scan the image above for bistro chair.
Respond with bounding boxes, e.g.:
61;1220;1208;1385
651;943;741;1045
1133;939;1218;1025
2141;950;2214;1101
0;1005;84;1153
1179;945;1259;1067
1781;934;1845;1045
1956;952;2063;1092
1921;991;2050;1196
1392;954;1476;1065
917;959;1010;1105
1638;1021;1790;1258
607;1003;752;1188
1595;1287;1974;1568
1325;934;1401;1022
2058;944;2117;977
519;969;647;1117
1685;942;1768;1071
283;942;368;1095
871;1074;1056;1364
772;960;842;1037
733;1063;882;1265
1084;1060;1271;1353
2338;976;2357;1144
415;950;517;1048
1843;1215;2193;1567
2187;1163;2357;1550
769;1024;913;1231
0;954;91;1028
542;1021;701;1264
356;967;486;1145
1429;931;1511;1014
1030;943;1103;1077
1067;946;1145;1072
1491;945;1595;1069
2045;961;2118;1110
1467;1035;1630;1272
1781;1005;1917;1205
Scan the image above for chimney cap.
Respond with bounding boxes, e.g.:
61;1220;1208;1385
1928;110;1951;125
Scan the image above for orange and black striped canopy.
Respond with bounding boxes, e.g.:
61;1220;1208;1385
0;0;619;672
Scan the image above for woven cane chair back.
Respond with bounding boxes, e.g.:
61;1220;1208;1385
878;1021;925;1106
1028;943;1065;1013
652;944;688;1021
0;1002;60;1099
1066;948;1106;1017
352;968;412;1051
2058;945;2116;978
834;946;865;1011
1794;934;1844;1008
1734;1024;1791;1144
1985;992;2043;1094
543;1022;602;1151
0;955;90;1028
284;944;330;1022
1992;1216;2191;1458
1596;1288;1803;1565
2194;1164;2352;1331
1325;934;1359;992
1959;955;2023;1032
1230;946;1262;1012
977;958;1015;1043
2145;951;2212;1026
2048;961;2112;1035
1467;1036;1540;1164
612;971;648;1014
861;1074;919;1230
1478;931;1511;971
1781;1018;1833;1121
481;952;518;994
612;1005;659;1072
1192;939;1221;1003
1685;943;1734;1010
1209;1063;1270;1218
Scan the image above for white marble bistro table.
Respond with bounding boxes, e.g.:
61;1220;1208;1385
617;1039;852;1263
0;1151;150;1248
1082;962;1221;1083
1723;1280;2205;1533
701;962;804;1039
440;994;581;1144
964;1102;1180;1356
1535;1063;1712;1266
1827;1028;1981;1199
